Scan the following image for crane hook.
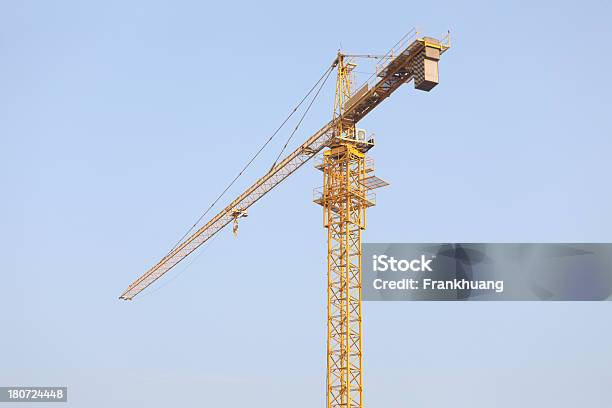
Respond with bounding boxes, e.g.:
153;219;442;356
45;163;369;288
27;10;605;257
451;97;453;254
231;208;248;237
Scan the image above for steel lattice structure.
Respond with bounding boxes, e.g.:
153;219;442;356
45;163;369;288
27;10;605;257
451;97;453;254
320;54;369;408
318;144;370;408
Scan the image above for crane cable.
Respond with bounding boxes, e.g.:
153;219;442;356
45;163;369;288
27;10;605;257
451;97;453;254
168;61;336;252
269;64;334;169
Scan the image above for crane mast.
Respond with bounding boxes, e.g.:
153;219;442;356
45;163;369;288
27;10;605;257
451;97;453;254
314;53;379;408
120;29;450;408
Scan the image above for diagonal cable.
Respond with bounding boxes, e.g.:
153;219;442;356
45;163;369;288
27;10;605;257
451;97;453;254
169;62;336;251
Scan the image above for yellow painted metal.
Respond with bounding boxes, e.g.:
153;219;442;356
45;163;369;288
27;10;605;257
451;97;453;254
317;56;379;408
320;144;368;408
333;53;356;142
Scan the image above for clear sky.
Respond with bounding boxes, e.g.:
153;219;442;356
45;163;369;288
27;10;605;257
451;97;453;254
2;0;612;407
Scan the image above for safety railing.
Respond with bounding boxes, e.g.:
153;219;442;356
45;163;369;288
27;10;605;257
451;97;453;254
354;28;418;96
313;186;377;207
313;155;376;173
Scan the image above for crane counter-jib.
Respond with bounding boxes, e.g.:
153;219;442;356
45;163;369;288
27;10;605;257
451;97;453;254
119;33;449;300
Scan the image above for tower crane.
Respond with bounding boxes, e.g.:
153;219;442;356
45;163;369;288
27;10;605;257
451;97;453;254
120;29;450;408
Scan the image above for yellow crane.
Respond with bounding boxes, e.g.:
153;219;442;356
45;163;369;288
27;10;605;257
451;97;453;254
120;29;450;408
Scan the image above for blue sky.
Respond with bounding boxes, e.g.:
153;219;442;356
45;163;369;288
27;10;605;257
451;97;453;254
2;0;612;407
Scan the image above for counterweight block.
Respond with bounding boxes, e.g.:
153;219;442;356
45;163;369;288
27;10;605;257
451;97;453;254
413;38;442;91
